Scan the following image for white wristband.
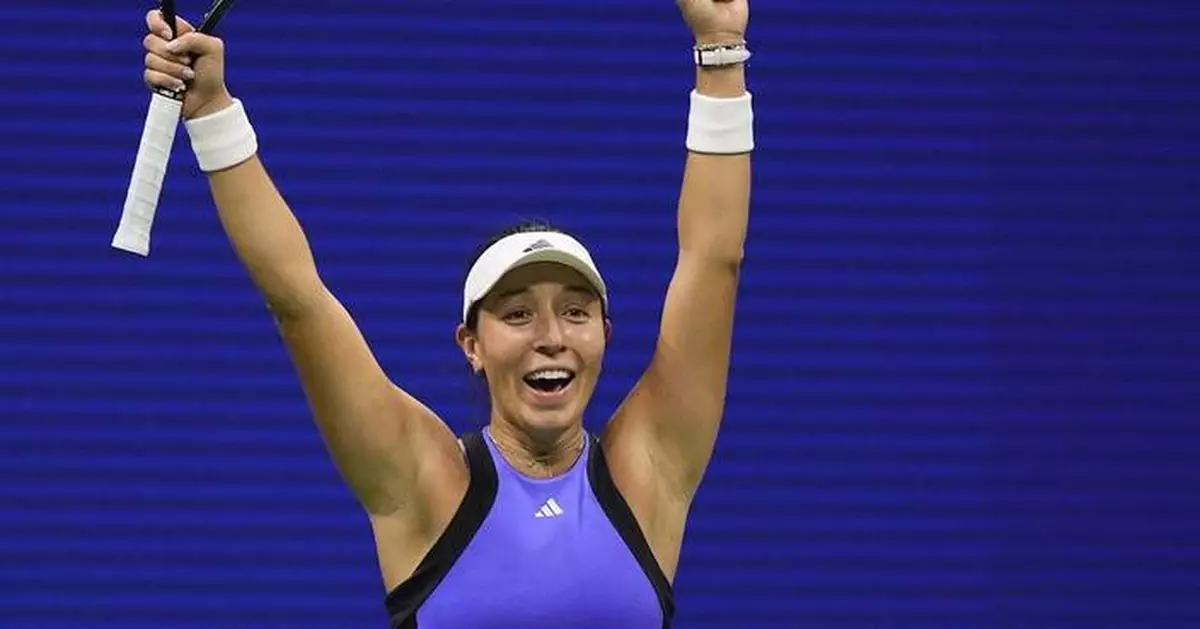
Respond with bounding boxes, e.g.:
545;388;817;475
686;90;754;155
184;98;259;172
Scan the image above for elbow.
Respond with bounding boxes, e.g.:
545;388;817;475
719;248;745;270
679;225;746;270
679;245;744;272
262;274;328;322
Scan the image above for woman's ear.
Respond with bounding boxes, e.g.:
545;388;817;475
455;323;483;374
604;318;613;343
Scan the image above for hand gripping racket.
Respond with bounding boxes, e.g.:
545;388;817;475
112;0;240;256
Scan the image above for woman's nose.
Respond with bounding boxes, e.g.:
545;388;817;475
534;312;566;354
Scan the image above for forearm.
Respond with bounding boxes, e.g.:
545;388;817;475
207;153;322;317
189;94;321;318
678;64;751;263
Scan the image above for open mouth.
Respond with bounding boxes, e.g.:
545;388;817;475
522;368;576;394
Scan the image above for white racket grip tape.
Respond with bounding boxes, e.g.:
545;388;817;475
113;92;182;256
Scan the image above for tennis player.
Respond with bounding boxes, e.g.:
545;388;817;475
143;1;753;626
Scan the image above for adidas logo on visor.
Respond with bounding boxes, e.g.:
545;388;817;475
522;239;555;254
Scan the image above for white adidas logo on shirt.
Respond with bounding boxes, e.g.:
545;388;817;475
534;498;565;519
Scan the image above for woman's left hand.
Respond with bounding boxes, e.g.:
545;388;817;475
676;0;749;46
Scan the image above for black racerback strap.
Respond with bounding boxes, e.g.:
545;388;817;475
385;431;498;629
587;433;676;628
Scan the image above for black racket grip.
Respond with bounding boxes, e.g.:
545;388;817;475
159;0;178;39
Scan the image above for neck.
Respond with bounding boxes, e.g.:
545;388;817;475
487;419;586;479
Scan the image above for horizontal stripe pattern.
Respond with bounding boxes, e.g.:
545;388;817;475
2;1;1198;627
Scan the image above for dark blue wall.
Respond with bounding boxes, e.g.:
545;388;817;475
2;2;1198;627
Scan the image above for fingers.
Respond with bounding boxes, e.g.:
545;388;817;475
143;31;191;92
141;11;225;98
145;68;187;93
142;23;205;94
143;32;192;67
144;51;194;91
145;8;196;39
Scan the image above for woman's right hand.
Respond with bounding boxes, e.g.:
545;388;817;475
143;9;233;120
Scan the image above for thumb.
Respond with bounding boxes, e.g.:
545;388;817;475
173;15;197;36
166;31;222;58
145;9;197;40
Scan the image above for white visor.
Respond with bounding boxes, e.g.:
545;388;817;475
462;231;608;322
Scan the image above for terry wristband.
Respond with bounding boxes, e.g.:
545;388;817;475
686;90;754;155
184;98;259;172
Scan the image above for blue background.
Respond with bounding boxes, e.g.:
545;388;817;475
2;1;1199;627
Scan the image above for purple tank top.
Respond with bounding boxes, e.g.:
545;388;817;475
384;430;673;629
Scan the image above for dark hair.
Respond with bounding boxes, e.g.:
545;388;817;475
463;218;567;331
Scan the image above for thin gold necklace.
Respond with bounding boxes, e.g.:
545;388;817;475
487;427;585;478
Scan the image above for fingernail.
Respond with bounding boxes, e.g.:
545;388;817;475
180;55;192;66
182;67;195;80
166;39;180;52
161;29;172;39
174;80;187;91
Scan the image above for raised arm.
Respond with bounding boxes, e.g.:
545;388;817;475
142;11;465;516
607;1;751;502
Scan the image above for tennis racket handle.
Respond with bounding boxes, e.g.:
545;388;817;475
113;91;183;256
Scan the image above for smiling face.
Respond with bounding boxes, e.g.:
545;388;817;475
456;262;609;442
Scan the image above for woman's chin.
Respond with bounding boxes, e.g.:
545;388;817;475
518;404;578;434
514;382;584;432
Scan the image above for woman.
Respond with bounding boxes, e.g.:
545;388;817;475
142;1;753;626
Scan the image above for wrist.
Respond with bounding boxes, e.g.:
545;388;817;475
187;90;235;121
693;31;745;48
691;36;749;97
696;64;747;98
